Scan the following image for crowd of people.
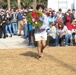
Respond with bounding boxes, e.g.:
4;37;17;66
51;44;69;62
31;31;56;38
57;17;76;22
0;5;76;48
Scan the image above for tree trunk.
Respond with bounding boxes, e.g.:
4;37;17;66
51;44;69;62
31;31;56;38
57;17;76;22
7;0;10;9
33;0;37;10
17;0;21;9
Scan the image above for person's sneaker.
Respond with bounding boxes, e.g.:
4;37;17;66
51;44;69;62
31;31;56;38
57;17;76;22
31;43;35;47
3;36;6;39
0;37;2;39
18;34;21;36
46;45;49;47
24;36;27;39
36;55;41;59
10;34;12;37
14;34;17;35
28;45;34;48
6;35;8;37
28;43;35;48
65;45;68;47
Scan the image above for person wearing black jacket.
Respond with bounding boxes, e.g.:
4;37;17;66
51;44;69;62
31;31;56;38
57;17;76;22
0;14;2;38
68;9;75;23
6;10;13;37
1;10;7;38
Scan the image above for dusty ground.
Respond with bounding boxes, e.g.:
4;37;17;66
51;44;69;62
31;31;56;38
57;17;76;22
0;46;76;75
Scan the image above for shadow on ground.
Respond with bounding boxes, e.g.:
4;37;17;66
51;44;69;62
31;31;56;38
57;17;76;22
20;51;38;59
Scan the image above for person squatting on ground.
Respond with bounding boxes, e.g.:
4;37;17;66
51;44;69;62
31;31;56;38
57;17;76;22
34;4;48;59
55;22;72;46
47;22;56;46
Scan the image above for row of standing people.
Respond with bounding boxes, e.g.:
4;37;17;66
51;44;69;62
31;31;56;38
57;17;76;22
0;8;28;39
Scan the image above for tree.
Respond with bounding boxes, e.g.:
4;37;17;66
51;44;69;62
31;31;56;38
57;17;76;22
1;0;47;9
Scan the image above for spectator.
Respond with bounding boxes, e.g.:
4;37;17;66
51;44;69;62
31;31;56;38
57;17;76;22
68;9;75;23
64;11;72;30
59;9;64;18
71;19;76;45
48;11;55;23
12;10;18;35
6;10;13;37
53;10;57;19
28;22;35;47
55;11;63;29
0;10;7;38
0;14;2;38
23;17;28;39
72;9;76;19
27;10;35;47
55;22;71;46
47;22;56;46
17;9;24;36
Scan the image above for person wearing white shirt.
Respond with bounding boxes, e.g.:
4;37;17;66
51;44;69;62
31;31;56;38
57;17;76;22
47;22;56;46
55;22;72;46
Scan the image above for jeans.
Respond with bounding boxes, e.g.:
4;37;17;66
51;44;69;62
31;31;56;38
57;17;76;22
12;22;18;34
24;24;28;38
6;24;12;35
55;33;71;46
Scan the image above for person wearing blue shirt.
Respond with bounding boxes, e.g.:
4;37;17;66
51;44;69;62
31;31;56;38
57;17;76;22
34;4;49;59
17;9;24;36
48;11;55;23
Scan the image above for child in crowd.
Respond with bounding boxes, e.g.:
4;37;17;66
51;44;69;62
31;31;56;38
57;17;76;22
47;22;56;46
28;22;35;47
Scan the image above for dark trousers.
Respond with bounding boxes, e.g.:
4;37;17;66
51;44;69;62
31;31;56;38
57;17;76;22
2;24;6;38
28;30;32;45
47;36;55;46
28;29;36;45
0;26;2;38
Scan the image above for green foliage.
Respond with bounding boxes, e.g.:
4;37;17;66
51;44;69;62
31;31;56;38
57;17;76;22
10;1;17;8
1;0;47;9
27;11;43;27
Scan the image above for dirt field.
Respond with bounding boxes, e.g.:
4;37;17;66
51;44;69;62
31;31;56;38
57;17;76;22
0;46;76;75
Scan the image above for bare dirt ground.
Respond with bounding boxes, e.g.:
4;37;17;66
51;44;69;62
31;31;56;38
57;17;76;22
0;46;76;75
